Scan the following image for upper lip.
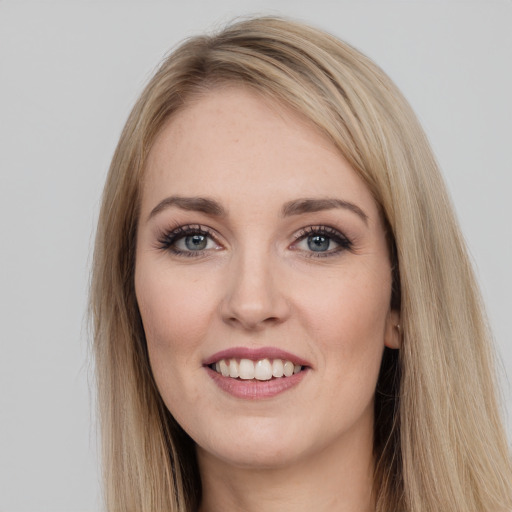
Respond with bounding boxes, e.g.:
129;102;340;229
203;346;311;368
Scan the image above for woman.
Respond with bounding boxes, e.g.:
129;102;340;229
90;16;512;512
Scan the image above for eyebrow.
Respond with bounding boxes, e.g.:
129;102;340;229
147;195;368;225
282;198;368;224
148;196;226;221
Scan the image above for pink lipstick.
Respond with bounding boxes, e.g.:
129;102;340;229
203;346;310;399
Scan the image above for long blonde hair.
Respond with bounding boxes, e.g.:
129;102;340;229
90;16;512;512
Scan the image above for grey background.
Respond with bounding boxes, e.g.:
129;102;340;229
1;1;511;510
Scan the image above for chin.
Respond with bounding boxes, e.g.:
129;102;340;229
190;415;329;470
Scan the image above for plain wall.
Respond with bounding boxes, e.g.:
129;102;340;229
1;1;510;510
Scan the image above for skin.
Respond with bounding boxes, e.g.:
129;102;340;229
135;86;399;512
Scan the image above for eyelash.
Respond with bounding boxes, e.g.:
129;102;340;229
156;224;219;258
156;224;352;258
292;225;353;258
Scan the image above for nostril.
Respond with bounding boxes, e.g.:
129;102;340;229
225;313;283;330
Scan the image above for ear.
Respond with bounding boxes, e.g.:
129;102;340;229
384;309;401;349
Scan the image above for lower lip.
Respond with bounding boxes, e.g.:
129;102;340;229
205;366;308;399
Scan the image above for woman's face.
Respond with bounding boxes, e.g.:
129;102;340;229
135;87;399;469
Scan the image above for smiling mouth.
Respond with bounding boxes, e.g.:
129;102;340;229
209;358;304;381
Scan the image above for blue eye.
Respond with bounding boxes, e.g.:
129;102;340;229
294;226;351;256
158;225;220;256
181;234;208;251
307;235;331;252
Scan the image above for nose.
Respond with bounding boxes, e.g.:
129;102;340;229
219;249;291;331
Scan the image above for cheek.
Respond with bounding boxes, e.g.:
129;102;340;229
135;262;218;363
295;263;391;370
135;262;221;423
135;260;222;400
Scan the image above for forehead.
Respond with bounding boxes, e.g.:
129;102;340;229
142;86;379;219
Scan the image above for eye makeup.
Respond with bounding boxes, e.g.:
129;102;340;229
156;224;222;257
155;222;353;259
291;225;353;258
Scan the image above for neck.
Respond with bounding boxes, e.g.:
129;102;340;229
196;425;375;512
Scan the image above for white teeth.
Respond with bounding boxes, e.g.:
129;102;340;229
272;359;284;378
228;360;239;378
213;358;303;380
283;361;294;377
219;359;229;377
239;359;255;380
254;359;273;381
